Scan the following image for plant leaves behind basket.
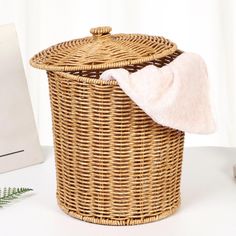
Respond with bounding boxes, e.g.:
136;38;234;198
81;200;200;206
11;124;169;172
0;187;33;207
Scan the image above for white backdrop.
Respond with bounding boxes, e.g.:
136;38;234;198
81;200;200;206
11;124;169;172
0;0;236;147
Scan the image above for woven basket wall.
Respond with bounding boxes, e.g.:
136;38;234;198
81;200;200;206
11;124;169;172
30;26;185;226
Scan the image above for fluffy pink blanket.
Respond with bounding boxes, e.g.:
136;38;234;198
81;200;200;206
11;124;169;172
100;52;215;134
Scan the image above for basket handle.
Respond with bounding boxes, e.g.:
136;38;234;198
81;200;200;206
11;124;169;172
90;26;112;36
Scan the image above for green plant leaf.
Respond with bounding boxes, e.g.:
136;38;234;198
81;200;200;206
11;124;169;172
0;187;33;207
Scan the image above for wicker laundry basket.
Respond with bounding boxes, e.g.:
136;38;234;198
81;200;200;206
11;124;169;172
30;26;185;226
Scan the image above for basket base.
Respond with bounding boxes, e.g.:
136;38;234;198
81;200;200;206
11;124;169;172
57;200;181;226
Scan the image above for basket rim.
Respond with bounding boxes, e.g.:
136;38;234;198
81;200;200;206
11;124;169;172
48;49;182;85
51;71;119;85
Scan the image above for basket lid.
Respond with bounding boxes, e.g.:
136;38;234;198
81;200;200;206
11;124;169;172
30;26;177;71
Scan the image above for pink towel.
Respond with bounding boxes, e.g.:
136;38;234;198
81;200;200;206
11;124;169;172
100;52;215;134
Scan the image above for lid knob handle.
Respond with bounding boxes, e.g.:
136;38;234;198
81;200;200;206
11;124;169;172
90;26;112;36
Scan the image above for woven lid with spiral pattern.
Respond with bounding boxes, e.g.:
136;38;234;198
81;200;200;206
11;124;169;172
30;26;177;71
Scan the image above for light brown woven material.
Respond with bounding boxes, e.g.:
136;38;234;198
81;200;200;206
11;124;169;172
30;26;177;71
30;26;185;226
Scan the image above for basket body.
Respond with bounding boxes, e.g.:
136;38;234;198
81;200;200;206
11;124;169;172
30;26;185;225
47;52;184;225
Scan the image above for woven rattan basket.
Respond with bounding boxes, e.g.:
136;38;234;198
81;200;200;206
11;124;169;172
30;26;185;226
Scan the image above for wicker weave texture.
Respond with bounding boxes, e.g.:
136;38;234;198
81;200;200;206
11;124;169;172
47;51;184;225
30;27;177;71
30;27;185;225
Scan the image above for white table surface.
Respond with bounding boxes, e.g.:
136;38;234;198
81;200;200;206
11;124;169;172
0;146;236;236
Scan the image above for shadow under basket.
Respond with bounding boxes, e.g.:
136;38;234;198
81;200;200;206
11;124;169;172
30;26;185;225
